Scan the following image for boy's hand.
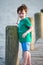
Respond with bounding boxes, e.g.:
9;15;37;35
16;22;18;24
22;32;27;38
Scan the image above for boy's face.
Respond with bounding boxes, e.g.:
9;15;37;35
18;10;26;19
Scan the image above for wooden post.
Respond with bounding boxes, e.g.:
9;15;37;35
40;13;43;38
34;13;43;40
29;17;35;50
5;26;19;65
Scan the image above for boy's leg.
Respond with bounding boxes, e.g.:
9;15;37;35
21;42;31;65
22;51;29;65
27;52;32;65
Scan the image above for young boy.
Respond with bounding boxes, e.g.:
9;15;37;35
17;4;33;65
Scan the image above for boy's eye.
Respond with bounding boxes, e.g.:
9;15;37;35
19;13;24;14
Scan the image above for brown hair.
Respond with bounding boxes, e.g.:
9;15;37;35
17;4;28;14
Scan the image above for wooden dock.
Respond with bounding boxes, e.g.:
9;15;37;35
31;39;43;65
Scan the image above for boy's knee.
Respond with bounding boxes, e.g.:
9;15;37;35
28;52;31;56
24;51;29;58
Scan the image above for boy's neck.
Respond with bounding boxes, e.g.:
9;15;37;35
21;17;26;20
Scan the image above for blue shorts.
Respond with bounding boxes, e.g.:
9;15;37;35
21;42;30;52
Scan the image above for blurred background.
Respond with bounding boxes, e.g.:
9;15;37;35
0;0;43;65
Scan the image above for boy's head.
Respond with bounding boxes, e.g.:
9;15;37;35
17;4;28;19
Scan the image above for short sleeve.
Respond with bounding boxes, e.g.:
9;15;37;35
24;18;32;27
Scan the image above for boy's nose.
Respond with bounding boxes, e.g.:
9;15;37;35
20;14;23;16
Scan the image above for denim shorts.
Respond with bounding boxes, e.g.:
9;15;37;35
21;42;30;52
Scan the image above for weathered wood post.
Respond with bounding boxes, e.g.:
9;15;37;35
29;17;35;50
34;12;43;41
5;26;19;65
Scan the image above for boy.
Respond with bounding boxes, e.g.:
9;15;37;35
17;4;33;65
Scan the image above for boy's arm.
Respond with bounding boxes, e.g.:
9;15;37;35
25;26;33;34
16;17;19;24
22;18;33;38
22;26;33;38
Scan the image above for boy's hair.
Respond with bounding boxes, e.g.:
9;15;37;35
17;4;28;14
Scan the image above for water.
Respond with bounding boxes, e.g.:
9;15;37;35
0;38;5;65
